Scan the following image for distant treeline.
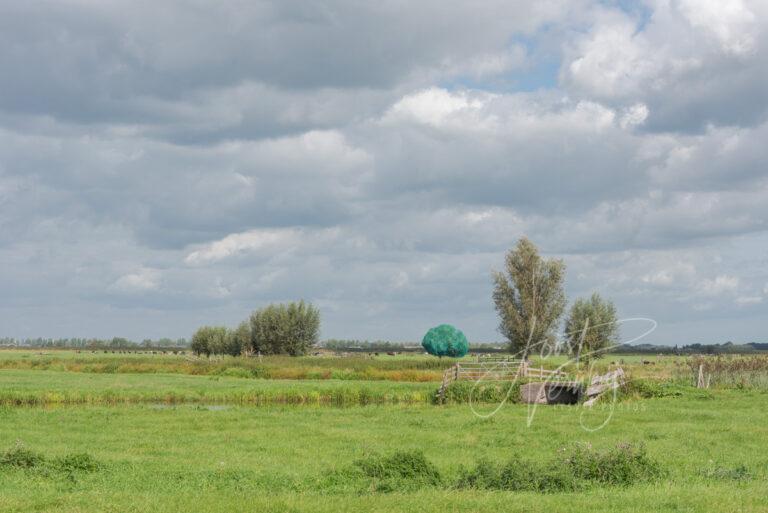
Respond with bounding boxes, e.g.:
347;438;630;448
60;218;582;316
4;337;764;356
321;339;767;355
611;342;768;355
0;337;189;349
320;339;506;353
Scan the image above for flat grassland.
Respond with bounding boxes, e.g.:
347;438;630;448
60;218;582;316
0;350;765;512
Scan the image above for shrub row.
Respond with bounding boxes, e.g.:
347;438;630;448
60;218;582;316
348;443;664;493
0;442;101;476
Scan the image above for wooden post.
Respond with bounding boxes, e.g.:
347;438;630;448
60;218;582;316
697;364;704;388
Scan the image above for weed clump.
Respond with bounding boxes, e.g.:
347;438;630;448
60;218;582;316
355;450;442;491
455;442;662;492
54;452;102;473
0;443;45;469
700;463;752;481
0;442;102;476
624;380;685;399
455;456;579;492
440;381;520;404
566;442;663;485
346;443;662;494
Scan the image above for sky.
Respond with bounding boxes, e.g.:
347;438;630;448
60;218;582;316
1;0;767;345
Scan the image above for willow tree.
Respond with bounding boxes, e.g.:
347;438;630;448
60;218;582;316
492;238;566;356
564;293;619;361
249;300;320;356
190;326;228;357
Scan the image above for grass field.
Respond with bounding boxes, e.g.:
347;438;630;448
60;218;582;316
0;350;766;512
0;349;697;383
0;370;436;406
0;349;449;382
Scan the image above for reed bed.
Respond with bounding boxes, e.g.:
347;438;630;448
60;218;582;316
674;355;768;389
0;353;446;382
0;368;441;407
0;384;435;407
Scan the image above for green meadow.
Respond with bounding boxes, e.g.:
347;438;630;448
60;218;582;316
0;351;766;512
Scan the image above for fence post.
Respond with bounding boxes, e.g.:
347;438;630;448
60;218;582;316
696;364;704;388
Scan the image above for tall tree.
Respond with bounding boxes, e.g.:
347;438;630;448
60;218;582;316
190;326;228;357
492;238;566;355
563;293;619;361
249;301;320;356
225;321;251;357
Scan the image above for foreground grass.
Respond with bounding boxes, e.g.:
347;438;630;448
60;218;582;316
0;390;766;512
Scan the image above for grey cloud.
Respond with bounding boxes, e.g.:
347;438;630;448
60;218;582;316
357;91;653;214
1;0;767;343
0;1;575;125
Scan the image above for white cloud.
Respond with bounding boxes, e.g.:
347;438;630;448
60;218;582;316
562;1;768;130
184;227;356;265
110;268;161;293
566;13;657;99
678;0;757;55
620;103;649;129
736;295;763;305
185;229;301;265
641;263;696;286
383;87;492;129
391;271;410;290
698;275;740;296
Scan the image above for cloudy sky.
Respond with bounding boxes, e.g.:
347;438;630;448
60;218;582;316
1;0;767;344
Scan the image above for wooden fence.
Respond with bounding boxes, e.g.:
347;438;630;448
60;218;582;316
436;360;567;402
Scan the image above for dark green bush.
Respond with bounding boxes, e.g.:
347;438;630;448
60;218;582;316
54;452;102;473
0;443;102;476
456;455;579;492
0;443;45;469
455;458;500;489
455;442;661;492
566;442;663;486
355;450;442;491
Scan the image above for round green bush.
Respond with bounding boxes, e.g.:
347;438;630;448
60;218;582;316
421;324;469;358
